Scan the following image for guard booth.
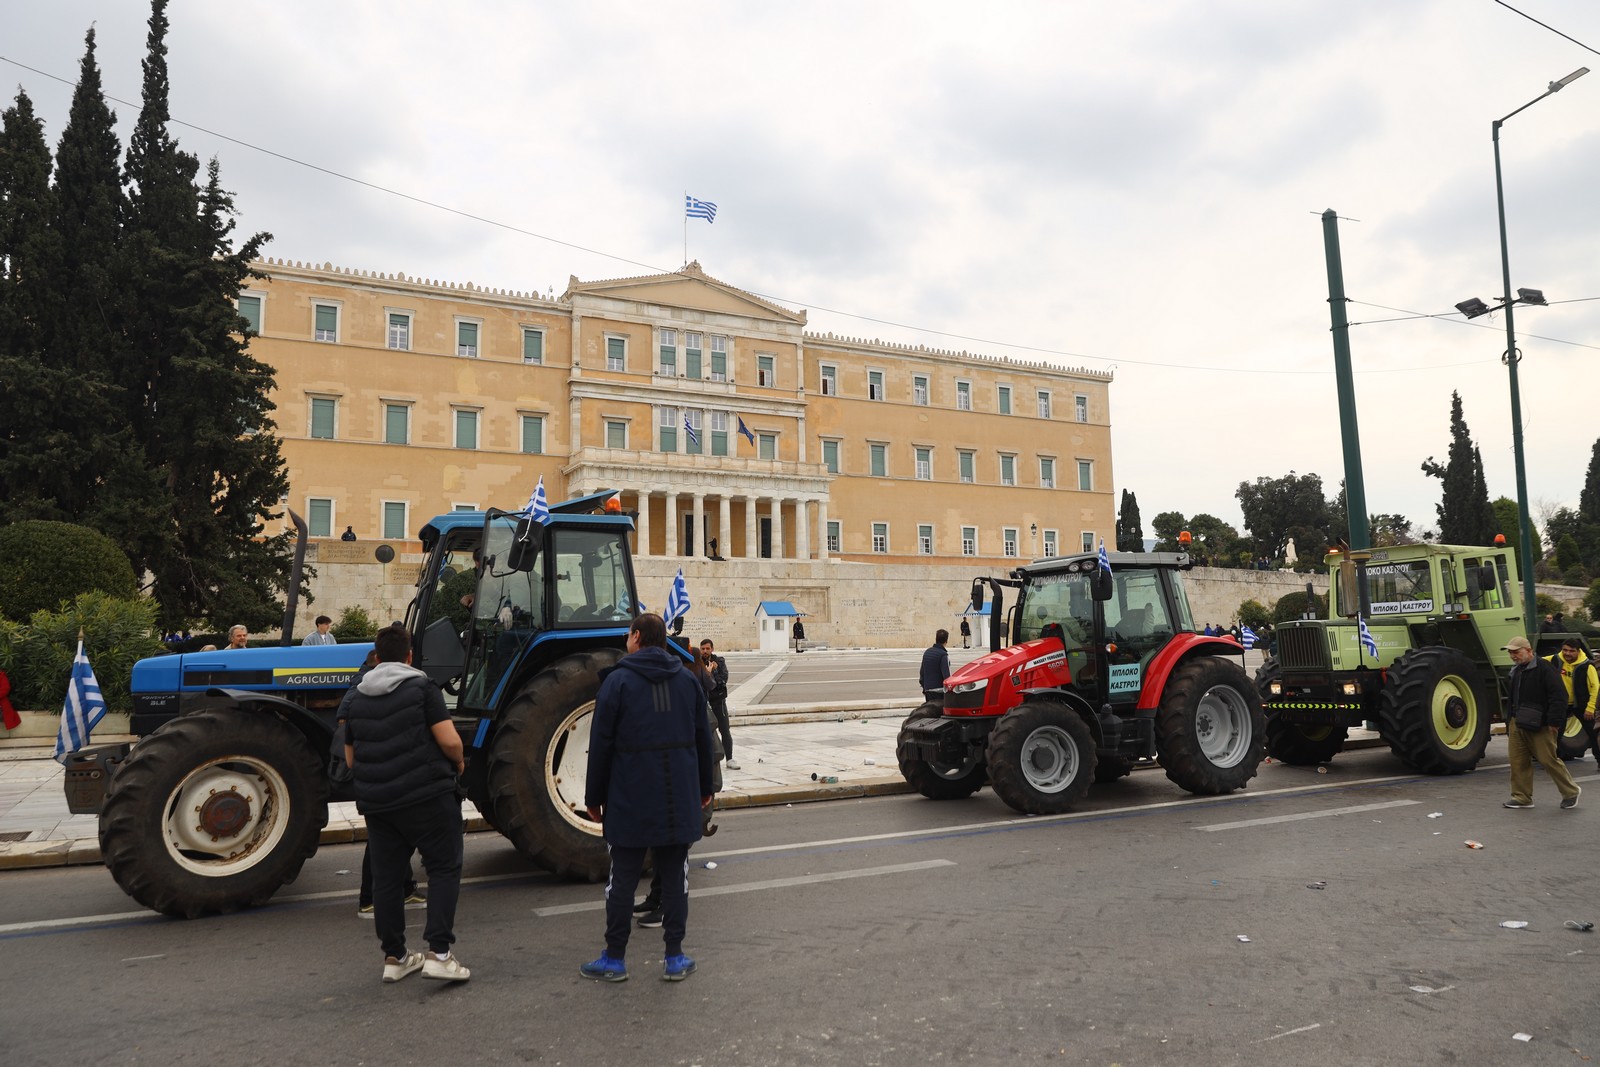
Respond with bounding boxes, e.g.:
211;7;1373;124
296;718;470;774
959;601;992;649
756;601;806;652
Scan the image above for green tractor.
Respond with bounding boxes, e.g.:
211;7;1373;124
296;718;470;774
1258;542;1572;774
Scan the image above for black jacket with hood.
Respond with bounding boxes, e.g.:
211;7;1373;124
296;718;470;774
338;661;454;814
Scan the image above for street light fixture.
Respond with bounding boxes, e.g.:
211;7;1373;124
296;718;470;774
1458;66;1588;633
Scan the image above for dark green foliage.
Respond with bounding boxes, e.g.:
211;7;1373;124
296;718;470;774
1188;513;1245;569
1237;599;1271;630
1580;440;1600;525
1556;534;1583;575
1535;593;1565;618
1237;472;1332;561
332;605;377;642
0;521;137;622
1151;511;1187;553
1421;393;1498;545
1585;580;1600;621
1490;497;1542;558
0;592;163;710
1116;490;1144;552
1273;590;1328;623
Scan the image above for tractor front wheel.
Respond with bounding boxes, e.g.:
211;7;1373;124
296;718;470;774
897;703;986;800
1557;714;1593;761
1256;658;1347;765
1156;657;1265;794
1378;647;1489;775
986;701;1095;814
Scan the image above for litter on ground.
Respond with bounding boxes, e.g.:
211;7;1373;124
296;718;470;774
1499;920;1529;929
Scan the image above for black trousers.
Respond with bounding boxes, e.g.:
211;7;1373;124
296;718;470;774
358;845;417;907
605;842;690;959
365;791;463;958
710;696;733;758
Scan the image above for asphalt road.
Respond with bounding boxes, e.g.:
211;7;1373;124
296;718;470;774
5;739;1598;1066
733;646;994;705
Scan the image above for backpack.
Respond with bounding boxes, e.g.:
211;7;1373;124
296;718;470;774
328;719;353;786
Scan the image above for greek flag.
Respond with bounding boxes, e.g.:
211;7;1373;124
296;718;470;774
684;413;699;447
54;639;107;765
1241;625;1258;650
1358;615;1378;657
663;568;691;627
1097;539;1112;576
736;416;757;445
522;475;550;525
685;195;717;223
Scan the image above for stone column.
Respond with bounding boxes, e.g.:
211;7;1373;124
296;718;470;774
745;494;759;559
664;492;678;558
817;499;830;560
635;490;651;557
772;498;786;560
718;496;731;559
692;493;706;558
795;499;810;561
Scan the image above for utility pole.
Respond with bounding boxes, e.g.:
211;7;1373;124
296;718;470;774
1322;209;1370;551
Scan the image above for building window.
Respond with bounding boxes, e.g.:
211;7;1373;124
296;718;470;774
386;312;411;351
607;336;626;371
962;526;977;557
710;411;729;456
1081;531;1096;553
522;328;544;365
758;433;777;460
1003;527;1019;557
237;294;262;333
956;380;971;411
997;384;1012;414
958;450;975;484
1043;529;1058;557
309;397;336;440
819;364;837;396
382;501;408;540
307;497;333;538
913;375;929;406
521;414;544;454
999;454;1016;486
456;320;479;358
1075;394;1089;423
872;522;889;554
918;524;934;555
826;520;841;554
709;335;728;381
869;442;888;478
915;447;932;480
452;503;477;512
683;332;703;379
1078;460;1093;491
454;409;479;450
658;406;678;452
868;370;885;401
822;439;840;474
1037;390;1052;419
659;328;678;375
1039;457;1056;488
383;403;409;445
757;354;775;388
313;303;339;342
605;419;628;449
684;409;703;455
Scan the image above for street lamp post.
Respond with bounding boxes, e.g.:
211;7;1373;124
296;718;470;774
1459;66;1588;634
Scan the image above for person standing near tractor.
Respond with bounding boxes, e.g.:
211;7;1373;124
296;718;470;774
1502;635;1581;810
920;629;951;703
302;615;337;646
1548;638;1600;763
959;618;971;649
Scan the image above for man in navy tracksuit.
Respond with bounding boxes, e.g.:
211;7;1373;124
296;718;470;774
582;613;715;983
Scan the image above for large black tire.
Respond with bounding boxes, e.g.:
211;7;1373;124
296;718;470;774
1557;714;1592;761
486;649;620;882
1156;657;1265;794
897;702;986;800
1257;659;1349;766
1377;647;1491;775
986;701;1096;814
99;709;329;918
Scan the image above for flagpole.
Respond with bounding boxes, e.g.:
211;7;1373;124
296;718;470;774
683;192;688;266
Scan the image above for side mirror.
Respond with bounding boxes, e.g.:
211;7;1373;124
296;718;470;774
970;579;986;613
374;544;395;564
507;519;539;571
1338;557;1359;618
1478;562;1496;592
1092;568;1113;602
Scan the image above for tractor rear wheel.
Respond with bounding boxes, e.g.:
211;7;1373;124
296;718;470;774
1156;657;1265;794
487;649;620;882
100;709;328;918
1378;647;1490;775
1557;714;1592;761
986;701;1095;814
897;703;986;800
1256;658;1348;765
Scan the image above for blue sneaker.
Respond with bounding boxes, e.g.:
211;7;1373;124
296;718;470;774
663;953;696;982
580;952;628;982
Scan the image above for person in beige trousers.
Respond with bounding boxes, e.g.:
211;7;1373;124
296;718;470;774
1502;636;1581;810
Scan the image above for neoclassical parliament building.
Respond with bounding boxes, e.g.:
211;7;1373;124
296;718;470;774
238;259;1115;565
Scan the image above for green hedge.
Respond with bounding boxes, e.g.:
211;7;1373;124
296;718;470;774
0;521;138;623
0;592;164;711
1273;590;1329;623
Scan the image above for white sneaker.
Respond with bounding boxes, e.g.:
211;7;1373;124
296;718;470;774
724;759;740;770
382;951;425;983
423;953;471;982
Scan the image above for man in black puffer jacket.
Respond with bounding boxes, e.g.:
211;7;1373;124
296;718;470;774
581;613;715;983
341;626;470;984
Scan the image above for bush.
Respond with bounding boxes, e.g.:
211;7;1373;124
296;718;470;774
1273;591;1328;623
1536;593;1567;619
1584;580;1600;623
6;592;164;711
331;605;377;642
1237;599;1271;630
0;521;138;623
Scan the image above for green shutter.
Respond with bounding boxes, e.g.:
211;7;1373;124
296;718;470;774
522;416;543;454
823;440;838;472
711;349;726;378
455;411;477;449
712;430;728;456
608;337;625;367
606;421;626;449
310;398;335;439
315;305;337;336
308;499;332;538
238;295;261;333
383;502;406;539
385;404;407;444
523;329;543;363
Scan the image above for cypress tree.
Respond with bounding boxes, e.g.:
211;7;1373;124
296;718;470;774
1421;392;1491;545
1116;489;1145;552
1579;439;1600;524
1470;446;1500;545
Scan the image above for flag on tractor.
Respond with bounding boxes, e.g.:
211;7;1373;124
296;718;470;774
1358;615;1378;658
1097;540;1112;576
523;475;550;525
54;640;107;765
1241;625;1258;649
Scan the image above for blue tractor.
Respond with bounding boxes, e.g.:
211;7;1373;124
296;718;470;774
65;492;644;917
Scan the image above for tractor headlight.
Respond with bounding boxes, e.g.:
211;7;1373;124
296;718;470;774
1269;681;1283;696
949;678;989;694
1342;682;1359;697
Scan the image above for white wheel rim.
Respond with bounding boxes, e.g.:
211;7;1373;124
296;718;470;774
546;699;603;836
1019;725;1080;793
162;756;290;877
1195;685;1252;768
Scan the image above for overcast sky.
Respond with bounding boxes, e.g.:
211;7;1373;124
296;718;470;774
6;1;1599;540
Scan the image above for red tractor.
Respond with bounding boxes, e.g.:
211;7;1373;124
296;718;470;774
896;549;1265;814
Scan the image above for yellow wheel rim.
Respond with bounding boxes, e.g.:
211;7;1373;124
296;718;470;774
1430;674;1477;751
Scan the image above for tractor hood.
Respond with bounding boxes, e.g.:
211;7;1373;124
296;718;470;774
130;642;374;696
945;639;1060;689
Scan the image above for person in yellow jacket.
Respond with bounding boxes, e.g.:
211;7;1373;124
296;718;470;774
1547;638;1600;763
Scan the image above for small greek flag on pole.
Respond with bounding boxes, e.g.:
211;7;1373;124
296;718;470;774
685;195;717;223
684;413;700;448
1097;539;1112;576
523;476;550;525
55;638;107;765
1358;615;1378;658
736;416;757;446
663;568;691;627
1241;625;1258;650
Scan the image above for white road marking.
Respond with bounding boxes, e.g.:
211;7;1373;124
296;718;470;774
532;859;956;917
1261;1023;1322;1042
728;660;786;707
1196;799;1421;831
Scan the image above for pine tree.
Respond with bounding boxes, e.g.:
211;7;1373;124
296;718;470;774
1470;446;1500;545
1580;439;1600;524
1116;489;1144;552
1421;392;1496;544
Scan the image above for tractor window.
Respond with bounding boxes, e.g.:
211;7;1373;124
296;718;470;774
475;518;545;630
1462;555;1514;611
1017;572;1093;647
1367;560;1434;615
427;541;480;634
553;529;636;626
1106;571;1174;653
